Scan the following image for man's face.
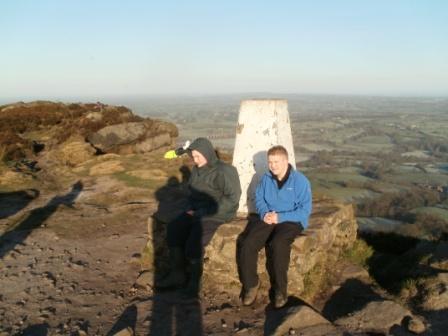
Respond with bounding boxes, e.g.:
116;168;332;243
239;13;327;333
268;154;289;178
191;150;207;167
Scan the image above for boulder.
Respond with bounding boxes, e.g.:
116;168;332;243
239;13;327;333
334;300;412;334
419;272;448;311
405;316;426;334
51;138;96;166
87;122;147;152
145;198;358;297
134;271;154;290
135;133;171;153
265;305;332;336
87;120;175;154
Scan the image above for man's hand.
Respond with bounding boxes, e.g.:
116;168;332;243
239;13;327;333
263;211;278;225
186;210;194;216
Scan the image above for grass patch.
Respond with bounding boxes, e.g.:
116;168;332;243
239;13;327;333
113;171;163;190
301;264;325;301
341;239;374;268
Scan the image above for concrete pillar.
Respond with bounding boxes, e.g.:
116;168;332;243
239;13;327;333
232;99;296;214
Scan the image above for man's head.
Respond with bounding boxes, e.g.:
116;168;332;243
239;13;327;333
188;137;218;168
267;145;289;179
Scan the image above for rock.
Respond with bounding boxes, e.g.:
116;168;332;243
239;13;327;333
87;120;175;154
0;170;33;185
134;271;153;289
89;160;125;176
134;133;172;153
265;305;332;336
405;316;426;334
52;138;96;166
419;273;448;310
146;199;357;296
88;122;147;152
335;300;412;333
112;327;134;336
85;112;103;121
187;199;356;295
339;263;370;282
428;242;448;270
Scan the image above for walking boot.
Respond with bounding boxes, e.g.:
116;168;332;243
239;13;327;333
242;280;260;306
179;258;203;300
274;291;287;309
157;247;186;289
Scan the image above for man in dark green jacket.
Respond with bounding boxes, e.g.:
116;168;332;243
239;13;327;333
158;138;241;298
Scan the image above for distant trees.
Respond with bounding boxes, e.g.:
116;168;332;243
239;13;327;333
360;162;392;179
355;187;442;219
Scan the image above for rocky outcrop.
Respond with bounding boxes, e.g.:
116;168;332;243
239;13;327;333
0;101;178;164
145;198;358;297
86;121;175;155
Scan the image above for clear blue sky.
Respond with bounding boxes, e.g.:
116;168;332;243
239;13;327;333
1;0;447;100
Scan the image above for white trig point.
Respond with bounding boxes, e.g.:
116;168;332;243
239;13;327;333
232;99;296;215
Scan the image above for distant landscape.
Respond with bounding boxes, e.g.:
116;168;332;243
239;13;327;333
123;94;448;240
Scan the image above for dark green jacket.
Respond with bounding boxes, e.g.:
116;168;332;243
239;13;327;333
188;138;241;222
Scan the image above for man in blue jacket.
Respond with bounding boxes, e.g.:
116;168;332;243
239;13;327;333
238;145;312;308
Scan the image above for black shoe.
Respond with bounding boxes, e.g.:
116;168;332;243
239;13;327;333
242;280;260;306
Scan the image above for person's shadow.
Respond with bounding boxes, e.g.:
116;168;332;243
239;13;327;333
0;189;40;220
147;165;204;336
236;151;268;297
0;181;83;259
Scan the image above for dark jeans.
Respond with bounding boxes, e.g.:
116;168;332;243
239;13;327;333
167;212;223;259
238;217;303;297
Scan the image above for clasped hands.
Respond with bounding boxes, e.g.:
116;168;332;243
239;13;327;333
263;211;278;225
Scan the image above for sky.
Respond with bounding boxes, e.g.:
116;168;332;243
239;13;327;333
1;0;448;100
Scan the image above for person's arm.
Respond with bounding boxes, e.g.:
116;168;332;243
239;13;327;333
277;175;312;226
213;166;241;220
255;175;270;220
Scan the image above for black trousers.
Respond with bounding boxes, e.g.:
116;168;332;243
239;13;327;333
167;212;223;259
238;217;303;297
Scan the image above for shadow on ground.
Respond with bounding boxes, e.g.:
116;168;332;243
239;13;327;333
0;181;83;259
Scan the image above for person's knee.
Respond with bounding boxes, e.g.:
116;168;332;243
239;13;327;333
268;236;290;253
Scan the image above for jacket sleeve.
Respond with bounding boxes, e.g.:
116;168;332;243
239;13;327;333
277;175;312;226
255;175;270;220
212;166;242;220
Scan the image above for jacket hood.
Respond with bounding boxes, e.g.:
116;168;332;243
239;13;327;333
189;137;218;166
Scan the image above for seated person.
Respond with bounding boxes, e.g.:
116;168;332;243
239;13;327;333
158;137;241;299
238;145;312;308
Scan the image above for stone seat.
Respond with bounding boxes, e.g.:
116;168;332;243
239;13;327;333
202;198;357;295
145;198;357;296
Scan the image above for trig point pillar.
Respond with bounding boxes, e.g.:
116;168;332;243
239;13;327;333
232;99;296;215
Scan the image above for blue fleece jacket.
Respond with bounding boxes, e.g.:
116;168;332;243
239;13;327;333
255;168;312;228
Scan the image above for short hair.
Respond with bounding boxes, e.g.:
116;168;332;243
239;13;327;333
267;145;288;158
